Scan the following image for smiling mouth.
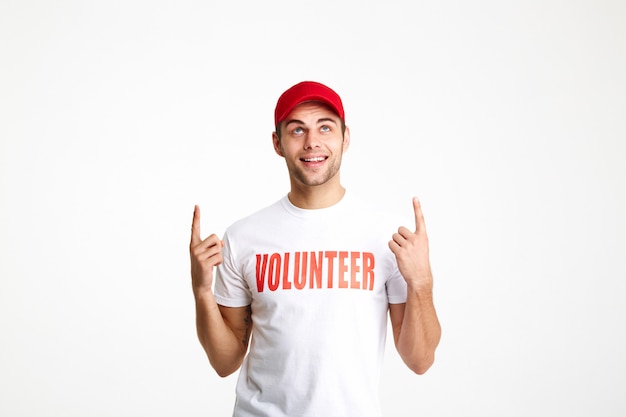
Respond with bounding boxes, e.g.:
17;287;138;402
301;156;327;162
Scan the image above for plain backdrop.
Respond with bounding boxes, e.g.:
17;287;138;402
1;1;625;416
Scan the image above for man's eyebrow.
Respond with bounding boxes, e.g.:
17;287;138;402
284;117;339;128
317;117;338;125
285;117;337;126
284;119;304;127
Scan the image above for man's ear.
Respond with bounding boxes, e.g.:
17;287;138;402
342;126;351;153
272;132;284;157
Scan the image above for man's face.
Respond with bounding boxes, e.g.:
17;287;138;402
273;102;350;188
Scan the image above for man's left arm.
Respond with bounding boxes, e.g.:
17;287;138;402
388;197;442;375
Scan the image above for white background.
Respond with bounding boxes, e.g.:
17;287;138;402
1;1;625;416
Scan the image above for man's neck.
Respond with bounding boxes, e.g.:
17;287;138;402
287;184;346;210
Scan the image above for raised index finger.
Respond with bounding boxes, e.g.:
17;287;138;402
413;196;426;233
190;205;201;245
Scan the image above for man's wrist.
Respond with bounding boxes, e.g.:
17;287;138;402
406;280;434;297
193;286;216;303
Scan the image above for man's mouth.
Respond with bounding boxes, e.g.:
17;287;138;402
301;156;327;163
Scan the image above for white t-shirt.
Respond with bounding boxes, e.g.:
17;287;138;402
214;192;407;417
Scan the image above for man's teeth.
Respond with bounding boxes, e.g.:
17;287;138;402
304;157;325;162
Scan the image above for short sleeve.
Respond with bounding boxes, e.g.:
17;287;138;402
213;231;252;307
386;261;408;304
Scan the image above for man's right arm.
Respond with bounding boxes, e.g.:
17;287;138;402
194;292;251;377
190;205;251;377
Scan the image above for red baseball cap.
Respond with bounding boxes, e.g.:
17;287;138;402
274;81;345;127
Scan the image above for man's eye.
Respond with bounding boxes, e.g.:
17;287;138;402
293;127;304;135
320;125;331;132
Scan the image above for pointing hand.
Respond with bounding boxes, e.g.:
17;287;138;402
189;205;224;295
388;197;433;291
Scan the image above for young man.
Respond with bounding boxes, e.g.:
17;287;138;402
189;81;441;417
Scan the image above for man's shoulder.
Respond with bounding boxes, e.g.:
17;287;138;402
345;192;409;228
225;195;287;233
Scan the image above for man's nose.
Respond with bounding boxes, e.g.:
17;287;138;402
303;131;320;149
